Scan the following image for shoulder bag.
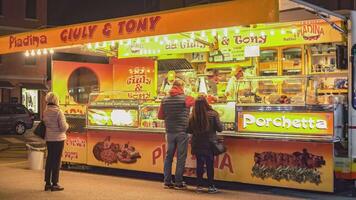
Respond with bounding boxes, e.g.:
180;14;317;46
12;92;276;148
211;138;227;156
34;120;46;139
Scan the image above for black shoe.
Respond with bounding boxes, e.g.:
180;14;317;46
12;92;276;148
44;184;52;191
175;183;187;190
51;185;64;191
208;186;218;194
163;183;174;189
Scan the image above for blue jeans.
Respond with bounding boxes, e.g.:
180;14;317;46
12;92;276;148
163;133;188;185
196;154;214;187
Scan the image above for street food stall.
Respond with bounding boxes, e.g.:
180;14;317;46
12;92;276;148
0;0;354;193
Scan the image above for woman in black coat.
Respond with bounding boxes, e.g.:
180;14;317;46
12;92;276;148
187;95;223;193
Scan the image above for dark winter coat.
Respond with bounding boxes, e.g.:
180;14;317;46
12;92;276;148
188;110;223;156
158;86;194;134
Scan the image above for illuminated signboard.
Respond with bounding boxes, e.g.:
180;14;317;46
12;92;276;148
237;111;334;135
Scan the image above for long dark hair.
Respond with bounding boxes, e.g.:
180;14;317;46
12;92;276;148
189;96;213;134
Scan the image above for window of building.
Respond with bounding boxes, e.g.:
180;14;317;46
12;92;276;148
0;0;3;16
25;0;37;19
24;56;36;66
68;67;99;104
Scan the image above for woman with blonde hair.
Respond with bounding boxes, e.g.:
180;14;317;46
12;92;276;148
43;92;69;191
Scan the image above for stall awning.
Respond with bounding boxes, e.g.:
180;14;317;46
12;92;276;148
20;82;48;90
0;81;14;89
0;0;278;55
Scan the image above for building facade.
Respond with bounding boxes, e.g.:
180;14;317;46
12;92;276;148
0;0;48;120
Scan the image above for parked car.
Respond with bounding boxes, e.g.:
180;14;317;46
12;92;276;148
0;103;35;135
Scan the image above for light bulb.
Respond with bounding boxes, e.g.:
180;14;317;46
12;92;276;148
49;49;54;54
36;49;42;55
87;43;92;49
30;50;35;56
24;51;30;57
43;49;48;55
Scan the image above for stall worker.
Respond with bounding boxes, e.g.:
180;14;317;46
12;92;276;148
159;70;176;95
225;66;252;101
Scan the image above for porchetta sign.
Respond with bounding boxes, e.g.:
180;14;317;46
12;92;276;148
237;111;334;135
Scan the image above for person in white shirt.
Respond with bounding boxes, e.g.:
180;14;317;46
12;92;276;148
224;66;249;100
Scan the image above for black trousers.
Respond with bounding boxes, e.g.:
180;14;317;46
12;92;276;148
196;153;214;187
45;141;64;185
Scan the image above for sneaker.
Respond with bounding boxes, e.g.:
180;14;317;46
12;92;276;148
196;186;204;193
51;185;64;192
208;186;218;194
175;182;187;190
163;183;174;189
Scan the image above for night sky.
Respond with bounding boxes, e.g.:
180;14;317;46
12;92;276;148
47;0;149;26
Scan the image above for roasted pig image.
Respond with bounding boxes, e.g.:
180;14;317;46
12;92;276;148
252;149;325;185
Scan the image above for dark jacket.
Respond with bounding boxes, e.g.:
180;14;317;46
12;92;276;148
188;110;223;156
157;86;194;134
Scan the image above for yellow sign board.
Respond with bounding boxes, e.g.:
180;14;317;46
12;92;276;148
237;111;334;135
0;0;278;55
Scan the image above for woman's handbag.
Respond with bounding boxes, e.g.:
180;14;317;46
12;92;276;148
34;121;46;139
211;138;227;156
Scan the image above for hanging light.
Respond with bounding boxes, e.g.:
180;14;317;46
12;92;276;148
43;49;48;55
281;29;286;34
49;49;54;54
291;28;297;34
30;50;35;56
145;37;150;43
223;28;228;36
119;40;123;45
270;30;275;35
235;28;240;34
102;41;107;47
200;31;206;37
111;41;116;47
136;38;141;44
159;40;164;45
24;50;30;57
260;31;266;36
36;49;42;55
127;39;132;45
154;36;159;42
249;32;255;37
211;29;217;36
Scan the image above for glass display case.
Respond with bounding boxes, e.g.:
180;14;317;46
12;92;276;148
282;47;303;76
87;97;140;128
211;102;236;131
140;103;165;129
259;49;278;76
235;76;307;105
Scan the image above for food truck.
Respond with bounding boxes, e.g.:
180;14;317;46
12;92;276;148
1;0;356;193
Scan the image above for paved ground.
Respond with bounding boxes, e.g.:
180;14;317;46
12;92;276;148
0;124;355;200
0;162;353;200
